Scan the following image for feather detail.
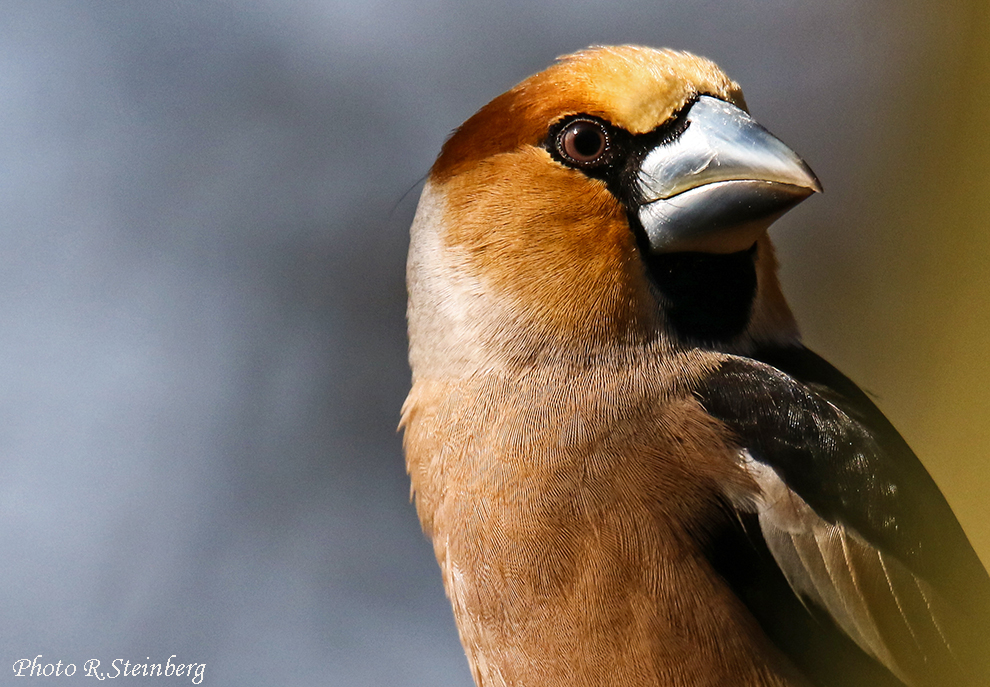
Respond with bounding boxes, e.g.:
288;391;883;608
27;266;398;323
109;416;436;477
737;442;984;686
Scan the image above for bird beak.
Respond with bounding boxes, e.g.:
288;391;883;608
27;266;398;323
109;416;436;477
637;96;821;254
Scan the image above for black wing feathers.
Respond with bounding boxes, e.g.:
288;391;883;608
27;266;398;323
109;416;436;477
697;344;987;605
693;344;990;686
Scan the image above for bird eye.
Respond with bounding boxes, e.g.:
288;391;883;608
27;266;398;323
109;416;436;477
557;119;609;165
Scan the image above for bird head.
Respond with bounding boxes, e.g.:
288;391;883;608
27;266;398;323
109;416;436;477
407;46;820;377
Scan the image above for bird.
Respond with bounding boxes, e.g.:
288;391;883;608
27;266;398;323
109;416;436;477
400;45;990;687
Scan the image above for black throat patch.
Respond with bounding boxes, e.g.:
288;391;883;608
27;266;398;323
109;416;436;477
640;243;758;343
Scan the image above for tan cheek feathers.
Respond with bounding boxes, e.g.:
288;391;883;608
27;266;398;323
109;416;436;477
437;147;658;343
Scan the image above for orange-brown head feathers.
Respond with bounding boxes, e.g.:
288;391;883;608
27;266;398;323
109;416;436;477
407;46;816;379
432;46;745;183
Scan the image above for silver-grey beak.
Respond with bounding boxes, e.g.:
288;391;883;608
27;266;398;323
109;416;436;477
637;96;821;254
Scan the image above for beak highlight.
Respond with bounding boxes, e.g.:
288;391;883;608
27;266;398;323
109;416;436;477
637;96;821;254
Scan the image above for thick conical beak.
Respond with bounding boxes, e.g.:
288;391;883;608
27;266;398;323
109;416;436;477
637;96;821;254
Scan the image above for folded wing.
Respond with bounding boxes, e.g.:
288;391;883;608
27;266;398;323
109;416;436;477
695;346;990;686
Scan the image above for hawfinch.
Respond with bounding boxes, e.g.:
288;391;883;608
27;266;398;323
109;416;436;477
400;45;990;687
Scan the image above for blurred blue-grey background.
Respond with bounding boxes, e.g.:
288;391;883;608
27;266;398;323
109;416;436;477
2;1;988;685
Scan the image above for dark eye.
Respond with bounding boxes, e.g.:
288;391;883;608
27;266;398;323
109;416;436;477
557;119;609;165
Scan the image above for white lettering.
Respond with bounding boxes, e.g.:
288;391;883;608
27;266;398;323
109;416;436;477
83;659;104;680
14;654;200;681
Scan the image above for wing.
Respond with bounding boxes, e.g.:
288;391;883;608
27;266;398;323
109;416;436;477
694;345;990;687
